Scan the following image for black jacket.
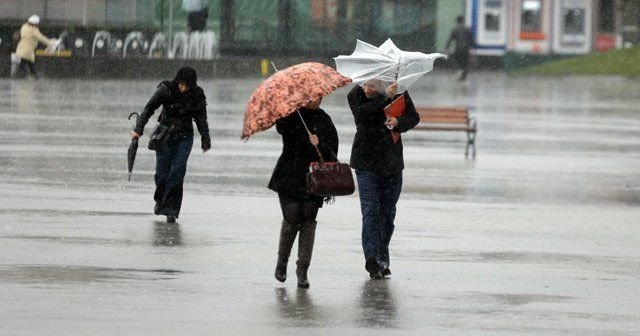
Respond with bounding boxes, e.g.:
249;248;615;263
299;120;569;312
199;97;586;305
348;85;419;176
446;25;474;53
268;108;339;199
134;80;211;149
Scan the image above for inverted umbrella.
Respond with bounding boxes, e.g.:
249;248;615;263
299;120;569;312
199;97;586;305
127;112;139;182
242;62;351;141
334;39;446;92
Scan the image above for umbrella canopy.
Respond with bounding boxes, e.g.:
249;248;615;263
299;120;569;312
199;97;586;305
334;39;446;92
127;112;139;181
242;62;351;140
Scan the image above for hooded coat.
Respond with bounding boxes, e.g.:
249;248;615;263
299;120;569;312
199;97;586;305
16;23;53;62
134;80;211;150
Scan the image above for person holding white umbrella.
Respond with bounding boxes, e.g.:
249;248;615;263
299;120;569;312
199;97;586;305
335;39;444;279
14;15;55;79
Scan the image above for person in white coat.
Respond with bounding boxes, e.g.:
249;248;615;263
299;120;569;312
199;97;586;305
15;15;54;79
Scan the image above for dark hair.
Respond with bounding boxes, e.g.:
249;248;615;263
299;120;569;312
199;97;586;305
456;16;464;24
174;66;197;88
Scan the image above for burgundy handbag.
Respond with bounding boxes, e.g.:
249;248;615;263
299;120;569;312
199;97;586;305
306;151;355;197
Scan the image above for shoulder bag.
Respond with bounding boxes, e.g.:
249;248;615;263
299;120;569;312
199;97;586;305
306;150;355;197
148;124;171;151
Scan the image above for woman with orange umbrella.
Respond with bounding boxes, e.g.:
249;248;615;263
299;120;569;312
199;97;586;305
242;62;350;288
268;97;338;288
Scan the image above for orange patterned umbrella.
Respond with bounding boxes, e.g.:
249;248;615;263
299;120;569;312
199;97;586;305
242;62;351;140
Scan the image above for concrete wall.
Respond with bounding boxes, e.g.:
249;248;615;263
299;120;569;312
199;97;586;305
0;0;152;26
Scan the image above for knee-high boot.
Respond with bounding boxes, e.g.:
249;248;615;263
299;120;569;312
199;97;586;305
296;220;317;288
275;219;298;282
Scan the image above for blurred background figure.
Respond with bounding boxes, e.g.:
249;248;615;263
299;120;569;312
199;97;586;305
14;15;55;79
182;0;209;33
445;15;473;81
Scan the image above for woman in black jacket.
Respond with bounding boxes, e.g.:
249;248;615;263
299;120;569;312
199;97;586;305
268;99;338;288
130;67;211;223
348;80;419;279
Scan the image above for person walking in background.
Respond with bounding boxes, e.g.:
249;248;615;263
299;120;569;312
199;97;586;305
130;67;211;223
182;0;209;32
269;98;338;289
348;79;419;279
14;15;54;79
446;15;474;81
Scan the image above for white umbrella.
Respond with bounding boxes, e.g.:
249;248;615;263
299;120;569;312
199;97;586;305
334;39;446;92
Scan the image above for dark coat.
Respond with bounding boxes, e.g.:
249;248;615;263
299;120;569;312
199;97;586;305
446;25;474;53
348;85;419;176
268;108;339;199
134;80;211;150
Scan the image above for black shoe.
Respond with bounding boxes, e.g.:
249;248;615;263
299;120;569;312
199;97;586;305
274;261;287;283
382;268;391;277
154;203;160;215
166;215;176;223
296;267;310;288
365;256;380;274
366;257;383;280
369;271;383;280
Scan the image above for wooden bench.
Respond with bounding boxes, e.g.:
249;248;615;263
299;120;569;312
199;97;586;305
413;107;477;159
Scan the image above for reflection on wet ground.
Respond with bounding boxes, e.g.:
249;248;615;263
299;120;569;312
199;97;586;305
0;265;183;283
153;222;182;247
0;74;639;335
357;280;398;329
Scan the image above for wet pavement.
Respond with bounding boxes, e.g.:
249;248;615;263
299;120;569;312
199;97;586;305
0;73;639;335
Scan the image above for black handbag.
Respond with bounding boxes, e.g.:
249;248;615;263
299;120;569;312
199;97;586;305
306;150;355;197
148;124;171;151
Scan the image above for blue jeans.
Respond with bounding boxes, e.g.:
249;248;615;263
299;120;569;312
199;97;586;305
356;170;403;270
154;135;193;217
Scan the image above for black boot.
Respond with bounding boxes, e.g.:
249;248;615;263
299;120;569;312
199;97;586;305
275;219;297;283
296;266;310;288
366;256;383;280
296;220;317;288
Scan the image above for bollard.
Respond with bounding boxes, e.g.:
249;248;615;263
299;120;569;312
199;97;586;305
261;59;269;77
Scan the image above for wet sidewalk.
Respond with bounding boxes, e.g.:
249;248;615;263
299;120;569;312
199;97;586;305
0;74;639;335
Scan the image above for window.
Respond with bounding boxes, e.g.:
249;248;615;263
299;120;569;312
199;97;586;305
563;8;585;34
521;0;542;33
485;0;502;32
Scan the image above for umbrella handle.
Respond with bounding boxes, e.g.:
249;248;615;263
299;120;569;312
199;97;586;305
128;112;139;129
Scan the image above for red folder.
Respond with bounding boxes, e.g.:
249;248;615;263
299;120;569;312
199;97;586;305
383;94;405;144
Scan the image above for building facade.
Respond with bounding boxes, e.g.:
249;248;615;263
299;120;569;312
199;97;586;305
466;0;637;56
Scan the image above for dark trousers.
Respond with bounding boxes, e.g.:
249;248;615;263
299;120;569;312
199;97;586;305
454;50;470;80
356;170;403;270
17;59;37;79
154;135;193;217
277;194;321;267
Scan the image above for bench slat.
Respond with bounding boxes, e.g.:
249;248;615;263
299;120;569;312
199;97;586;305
417;108;468;114
421;111;468;117
420;117;469;124
414;125;476;132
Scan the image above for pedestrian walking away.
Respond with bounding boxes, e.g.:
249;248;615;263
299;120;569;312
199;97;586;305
348;79;419;279
14;15;54;79
446;15;474;81
268;98;339;289
130;66;211;223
